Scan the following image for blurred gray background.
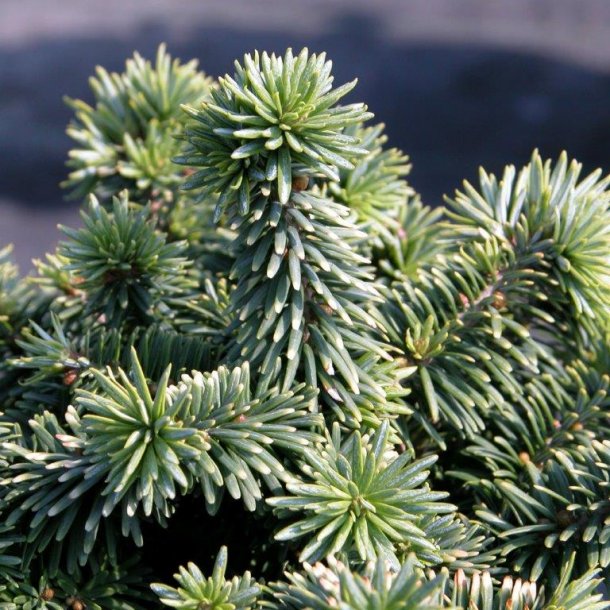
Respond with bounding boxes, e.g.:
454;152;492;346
2;0;610;271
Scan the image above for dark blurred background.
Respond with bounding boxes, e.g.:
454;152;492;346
1;0;610;270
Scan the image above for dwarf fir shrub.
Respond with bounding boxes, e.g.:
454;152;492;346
0;45;609;610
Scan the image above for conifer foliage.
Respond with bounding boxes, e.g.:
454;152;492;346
1;45;609;609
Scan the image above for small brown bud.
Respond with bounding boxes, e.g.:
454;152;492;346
556;509;574;527
397;227;407;239
292;175;309;192
492;291;506;309
413;338;427;354
235;414;247;423
63;369;79;386
458;293;469;307
570;422;584;431
320;304;333;315
150;199;163;214
66;276;85;297
40;587;55;601
518;451;530;465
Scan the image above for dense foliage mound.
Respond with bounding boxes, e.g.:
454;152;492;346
1;45;609;609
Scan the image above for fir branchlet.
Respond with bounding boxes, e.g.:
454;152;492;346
10;314;90;387
451;367;610;581
267;421;455;565
445;150;610;324
0;555;152;609
180;48;372;215
57;191;192;323
265;555;448;610
63;44;212;207
264;552;609;610
0;246;21;350
374;198;446;280
0;349;320;570
328;122;414;232
180;48;406;429
151;546;260;609
379;237;541;444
